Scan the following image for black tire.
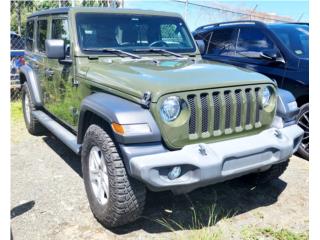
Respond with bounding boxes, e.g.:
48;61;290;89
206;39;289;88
81;124;146;228
21;83;45;136
297;103;309;160
245;160;289;185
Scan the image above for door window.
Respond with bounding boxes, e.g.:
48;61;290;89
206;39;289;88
236;28;275;58
52;18;70;56
25;20;34;51
37;19;48;53
206;28;236;56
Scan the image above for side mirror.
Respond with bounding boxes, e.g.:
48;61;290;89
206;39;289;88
260;49;285;64
195;39;205;55
45;39;65;59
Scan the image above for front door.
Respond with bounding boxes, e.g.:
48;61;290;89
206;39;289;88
46;16;80;129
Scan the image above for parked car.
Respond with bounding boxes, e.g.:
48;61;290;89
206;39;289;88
193;21;309;159
11;32;25;85
20;8;303;228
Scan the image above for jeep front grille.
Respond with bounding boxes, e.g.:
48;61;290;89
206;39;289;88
187;87;262;137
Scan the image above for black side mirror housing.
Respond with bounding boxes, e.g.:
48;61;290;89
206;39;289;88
45;39;65;59
195;39;205;55
260;49;285;64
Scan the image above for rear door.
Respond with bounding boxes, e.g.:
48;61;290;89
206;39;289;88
33;17;53;109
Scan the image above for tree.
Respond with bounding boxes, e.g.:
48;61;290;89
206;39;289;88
10;0;34;35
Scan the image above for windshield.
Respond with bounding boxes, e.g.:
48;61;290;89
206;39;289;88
76;13;196;54
268;24;309;58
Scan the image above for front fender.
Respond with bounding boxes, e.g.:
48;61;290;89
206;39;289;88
19;64;42;107
78;93;161;144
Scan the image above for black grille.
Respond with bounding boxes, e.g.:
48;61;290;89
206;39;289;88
224;91;232;129
212;92;220;131
245;89;252;125
187;95;196;134
201;93;209;132
255;88;261;123
235;90;242;127
187;87;261;136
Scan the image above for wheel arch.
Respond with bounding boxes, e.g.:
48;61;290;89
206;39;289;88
77;92;161;145
19;65;43;107
296;95;309;107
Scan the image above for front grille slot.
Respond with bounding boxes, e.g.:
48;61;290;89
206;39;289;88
245;89;252;125
187;95;196;134
235;90;242;127
200;93;209;132
255;88;261;123
224;91;232;129
212;92;220;131
186;86;263;137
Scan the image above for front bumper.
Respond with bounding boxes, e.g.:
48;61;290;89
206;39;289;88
128;124;303;193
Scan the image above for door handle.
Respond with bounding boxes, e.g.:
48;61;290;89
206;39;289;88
45;68;54;78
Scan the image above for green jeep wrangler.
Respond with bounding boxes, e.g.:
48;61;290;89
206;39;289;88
20;7;303;228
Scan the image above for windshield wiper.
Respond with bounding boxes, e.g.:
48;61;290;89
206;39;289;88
82;48;141;59
133;48;184;58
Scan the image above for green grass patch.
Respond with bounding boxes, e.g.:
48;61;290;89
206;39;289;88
154;202;233;240
241;227;309;240
11;101;23;123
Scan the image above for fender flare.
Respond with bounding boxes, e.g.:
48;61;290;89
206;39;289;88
19;64;43;107
78;92;161;144
277;88;299;122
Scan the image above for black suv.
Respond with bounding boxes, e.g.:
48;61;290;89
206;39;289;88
193;21;309;159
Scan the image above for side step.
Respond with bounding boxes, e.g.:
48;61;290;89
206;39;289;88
32;110;81;155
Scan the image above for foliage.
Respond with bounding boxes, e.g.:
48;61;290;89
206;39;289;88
11;101;23;123
155;202;232;240
241;227;309;240
10;0;122;36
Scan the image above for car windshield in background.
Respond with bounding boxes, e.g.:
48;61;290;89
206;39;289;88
76;13;196;54
268;24;309;58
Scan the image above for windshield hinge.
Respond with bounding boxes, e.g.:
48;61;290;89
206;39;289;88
141;91;152;109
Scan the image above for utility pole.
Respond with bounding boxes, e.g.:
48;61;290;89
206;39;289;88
184;0;188;21
297;13;304;22
250;4;258;20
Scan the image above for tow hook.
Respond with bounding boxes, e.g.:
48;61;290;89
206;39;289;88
199;144;207;156
274;129;282;139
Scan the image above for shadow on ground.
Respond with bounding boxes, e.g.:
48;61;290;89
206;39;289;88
11;200;35;219
42;134;287;235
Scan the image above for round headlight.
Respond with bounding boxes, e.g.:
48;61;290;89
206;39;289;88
262;87;272;107
160;96;181;122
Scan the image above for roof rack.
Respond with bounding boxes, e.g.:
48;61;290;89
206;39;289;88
194;20;266;32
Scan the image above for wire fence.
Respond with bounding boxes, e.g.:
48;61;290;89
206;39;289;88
174;0;293;31
11;32;25;101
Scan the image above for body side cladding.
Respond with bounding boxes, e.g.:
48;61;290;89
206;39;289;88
77;92;161;144
19;64;43;107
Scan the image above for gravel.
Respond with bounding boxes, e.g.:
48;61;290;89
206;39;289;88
11;120;309;239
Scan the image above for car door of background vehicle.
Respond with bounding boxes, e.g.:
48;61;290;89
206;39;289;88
203;27;286;86
47;16;80;129
232;27;286;85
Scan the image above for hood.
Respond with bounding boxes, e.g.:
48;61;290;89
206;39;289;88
84;57;274;102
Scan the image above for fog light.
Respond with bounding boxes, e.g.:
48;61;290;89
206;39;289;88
168;166;181;180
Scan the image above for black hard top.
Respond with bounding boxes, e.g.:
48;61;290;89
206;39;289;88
27;7;70;18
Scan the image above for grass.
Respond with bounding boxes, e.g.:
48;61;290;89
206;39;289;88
11;100;23;123
154;196;234;240
241;227;309;240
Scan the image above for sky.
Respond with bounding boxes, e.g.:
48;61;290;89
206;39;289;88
124;0;309;30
